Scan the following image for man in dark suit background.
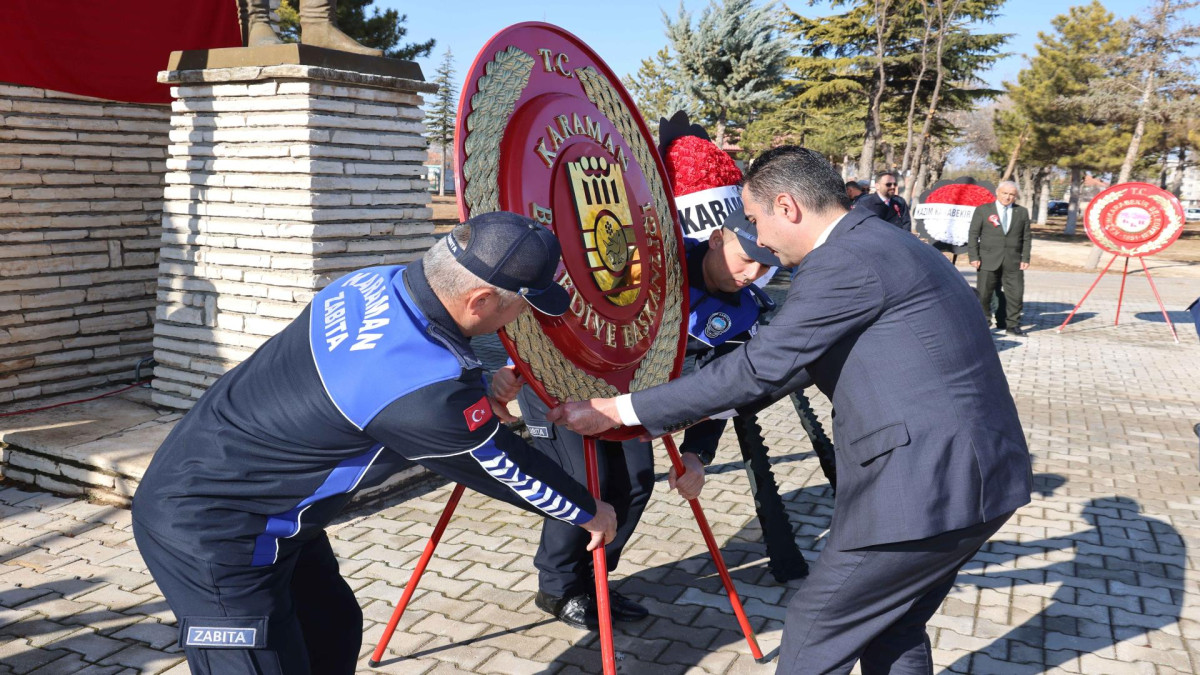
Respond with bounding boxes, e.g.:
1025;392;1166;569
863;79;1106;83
967;180;1032;336
854;170;911;231
550;146;1032;674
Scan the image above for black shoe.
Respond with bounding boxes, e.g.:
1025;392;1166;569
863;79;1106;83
536;590;597;630
768;555;810;583
535;590;649;628
1005;327;1027;337
608;590;648;622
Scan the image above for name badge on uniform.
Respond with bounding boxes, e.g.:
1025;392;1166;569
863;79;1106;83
181;617;268;649
187;627;256;647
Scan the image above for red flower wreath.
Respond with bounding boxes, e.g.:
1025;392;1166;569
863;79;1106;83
664;135;743;197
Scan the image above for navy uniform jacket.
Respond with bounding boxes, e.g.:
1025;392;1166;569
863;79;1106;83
133;261;596;567
678;238;774;462
632;210;1031;551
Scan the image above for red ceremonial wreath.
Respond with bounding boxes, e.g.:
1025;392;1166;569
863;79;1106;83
665;135;743;197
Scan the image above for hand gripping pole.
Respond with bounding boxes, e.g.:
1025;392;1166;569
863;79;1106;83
368;483;465;667
661;435;767;662
583;436;618;675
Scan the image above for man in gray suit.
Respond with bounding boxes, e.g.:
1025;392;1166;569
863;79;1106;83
968;181;1032;336
550;146;1032;674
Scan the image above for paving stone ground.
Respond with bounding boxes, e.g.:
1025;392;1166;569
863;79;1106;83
1;268;1198;674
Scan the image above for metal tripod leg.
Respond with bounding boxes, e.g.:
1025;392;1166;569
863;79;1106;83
661;435;768;663
583;436;617;675
368;483;466;667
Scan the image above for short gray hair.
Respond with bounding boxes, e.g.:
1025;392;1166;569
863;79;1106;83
997;180;1018;192
423;224;521;306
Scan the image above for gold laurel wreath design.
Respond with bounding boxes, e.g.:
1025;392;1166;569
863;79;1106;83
574;67;682;393
1085;188;1185;256
460;51;683;401
462;46;534;213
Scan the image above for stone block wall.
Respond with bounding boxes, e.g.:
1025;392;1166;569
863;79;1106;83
153;64;436;409
0;84;170;405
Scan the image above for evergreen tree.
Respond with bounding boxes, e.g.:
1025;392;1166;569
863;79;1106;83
998;1;1128;233
786;0;1005;179
622;47;694;128
664;0;789;148
424;48;458;197
1075;0;1200;184
278;0;435;60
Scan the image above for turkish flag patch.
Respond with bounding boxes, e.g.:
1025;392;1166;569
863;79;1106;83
463;396;494;432
988;214;1001;227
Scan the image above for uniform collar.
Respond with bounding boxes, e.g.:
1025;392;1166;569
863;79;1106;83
402;259;481;369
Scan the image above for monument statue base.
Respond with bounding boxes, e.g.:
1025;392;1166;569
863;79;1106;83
152;47;438;409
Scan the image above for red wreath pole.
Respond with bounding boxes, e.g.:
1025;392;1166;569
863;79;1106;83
1114;256;1130;326
1139;257;1180;344
660;435;766;662
368;483;466;667
583;436;618;675
1057;252;1120;333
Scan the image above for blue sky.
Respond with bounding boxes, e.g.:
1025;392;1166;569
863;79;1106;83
385;0;1163;94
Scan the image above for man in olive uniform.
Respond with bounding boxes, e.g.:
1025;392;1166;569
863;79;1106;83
967;181;1032;337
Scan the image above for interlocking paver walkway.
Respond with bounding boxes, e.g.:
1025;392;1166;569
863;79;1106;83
1;268;1198;674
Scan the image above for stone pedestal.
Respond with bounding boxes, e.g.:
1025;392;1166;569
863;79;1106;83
153;46;438;409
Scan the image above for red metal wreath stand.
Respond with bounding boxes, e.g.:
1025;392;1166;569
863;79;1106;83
368;435;767;672
1056;252;1179;343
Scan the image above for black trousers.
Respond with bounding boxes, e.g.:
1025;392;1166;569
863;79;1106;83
976;261;1024;328
517;387;655;597
133;524;362;675
777;510;1014;675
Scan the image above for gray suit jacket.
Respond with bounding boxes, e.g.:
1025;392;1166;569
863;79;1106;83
967;202;1032;271
632;210;1032;550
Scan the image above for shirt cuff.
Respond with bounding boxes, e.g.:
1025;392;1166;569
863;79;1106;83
615;394;641;426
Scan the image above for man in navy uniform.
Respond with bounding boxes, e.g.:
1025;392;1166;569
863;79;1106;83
492;208;785;630
551;147;1031;674
132;212;617;675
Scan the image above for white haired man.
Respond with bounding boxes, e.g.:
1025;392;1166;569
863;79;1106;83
967;181;1032;336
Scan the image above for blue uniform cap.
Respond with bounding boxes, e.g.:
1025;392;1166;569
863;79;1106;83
723;207;783;268
446;211;571;316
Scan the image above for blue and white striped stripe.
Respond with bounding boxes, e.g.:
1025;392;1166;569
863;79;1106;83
470;444;589;524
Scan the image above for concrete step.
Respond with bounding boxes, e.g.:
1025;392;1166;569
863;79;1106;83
0;386;437;507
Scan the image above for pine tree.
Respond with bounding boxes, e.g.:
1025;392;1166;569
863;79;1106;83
622;47;694;128
664;0;789;148
786;0;1005;180
424;48;457;197
999;1;1128;234
1075;0;1200;185
278;0;435;59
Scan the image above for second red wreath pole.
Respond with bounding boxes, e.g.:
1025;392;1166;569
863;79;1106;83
583;436;618;675
660;434;767;662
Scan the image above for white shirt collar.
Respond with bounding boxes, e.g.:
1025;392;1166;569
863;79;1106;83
813;213;847;250
879;193;891;204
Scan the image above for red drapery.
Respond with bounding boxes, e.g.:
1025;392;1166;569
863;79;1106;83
0;0;242;104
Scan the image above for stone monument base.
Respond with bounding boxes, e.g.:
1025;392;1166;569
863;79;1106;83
153;46;438;409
